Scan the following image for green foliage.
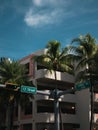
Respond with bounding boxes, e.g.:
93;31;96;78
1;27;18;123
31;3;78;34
0;59;28;84
33;40;74;75
71;33;98;83
0;58;32;129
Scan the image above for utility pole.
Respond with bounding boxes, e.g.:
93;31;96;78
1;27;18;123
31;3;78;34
37;88;76;130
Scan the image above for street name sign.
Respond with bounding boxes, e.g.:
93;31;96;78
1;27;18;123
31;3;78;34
75;80;91;91
21;86;37;94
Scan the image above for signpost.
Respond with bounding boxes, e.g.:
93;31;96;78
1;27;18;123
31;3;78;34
75;80;91;91
0;80;92;130
21;85;37;94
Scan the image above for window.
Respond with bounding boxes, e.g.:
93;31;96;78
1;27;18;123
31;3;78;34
25;63;29;74
23;124;32;130
37;64;47;70
60;102;76;114
63;123;80;130
37;100;54;113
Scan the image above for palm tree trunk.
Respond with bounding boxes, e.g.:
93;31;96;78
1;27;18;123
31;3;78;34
54;71;57;89
90;77;94;130
10;102;14;130
6;102;14;130
87;64;94;130
6;104;11;130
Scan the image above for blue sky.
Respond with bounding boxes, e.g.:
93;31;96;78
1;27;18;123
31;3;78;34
0;0;98;60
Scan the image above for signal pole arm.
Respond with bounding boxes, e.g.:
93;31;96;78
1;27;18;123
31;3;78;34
0;84;6;87
58;88;76;98
37;88;76;98
37;90;50;96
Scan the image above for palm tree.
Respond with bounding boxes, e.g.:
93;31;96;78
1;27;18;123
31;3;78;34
90;45;98;80
33;40;74;130
71;33;98;130
34;40;74;79
0;58;31;130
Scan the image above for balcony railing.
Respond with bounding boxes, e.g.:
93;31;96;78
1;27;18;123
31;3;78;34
35;69;74;83
35;113;79;124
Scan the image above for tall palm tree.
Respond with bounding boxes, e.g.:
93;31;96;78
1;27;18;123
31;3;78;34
90;45;98;80
34;40;74;79
71;33;98;130
33;40;74;130
0;58;31;130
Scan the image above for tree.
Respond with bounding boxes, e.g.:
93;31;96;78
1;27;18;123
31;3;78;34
33;40;74;130
72;33;98;130
34;40;74;78
0;58;31;130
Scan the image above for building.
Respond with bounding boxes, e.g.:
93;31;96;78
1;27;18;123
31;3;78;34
13;49;98;130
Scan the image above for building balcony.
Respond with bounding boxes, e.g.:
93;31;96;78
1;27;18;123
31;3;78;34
35;92;76;103
35;113;79;124
34;69;74;90
35;69;74;83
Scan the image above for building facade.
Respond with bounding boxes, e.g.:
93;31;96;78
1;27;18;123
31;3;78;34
13;49;98;130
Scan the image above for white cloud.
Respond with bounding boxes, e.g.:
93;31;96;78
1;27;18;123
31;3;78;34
24;8;65;27
24;10;52;26
24;0;73;27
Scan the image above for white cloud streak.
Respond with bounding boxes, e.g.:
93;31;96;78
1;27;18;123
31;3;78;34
24;0;73;27
24;8;65;27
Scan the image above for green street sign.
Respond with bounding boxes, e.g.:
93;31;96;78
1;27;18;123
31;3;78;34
21;86;37;94
75;80;91;91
